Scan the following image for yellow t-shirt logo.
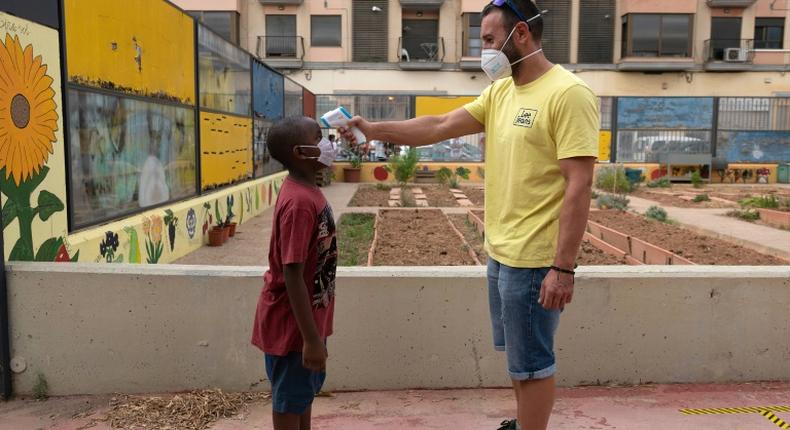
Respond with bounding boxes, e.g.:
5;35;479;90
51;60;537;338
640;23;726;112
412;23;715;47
513;108;538;128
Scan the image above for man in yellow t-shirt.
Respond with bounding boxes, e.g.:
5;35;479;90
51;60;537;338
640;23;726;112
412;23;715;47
340;1;598;429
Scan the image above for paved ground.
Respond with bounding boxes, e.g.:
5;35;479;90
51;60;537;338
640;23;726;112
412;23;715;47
2;382;789;429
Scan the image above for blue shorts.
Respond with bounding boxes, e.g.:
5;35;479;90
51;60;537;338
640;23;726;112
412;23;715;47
487;258;561;381
265;352;326;415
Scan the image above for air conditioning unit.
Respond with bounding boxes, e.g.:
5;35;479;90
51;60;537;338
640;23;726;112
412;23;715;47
724;47;748;62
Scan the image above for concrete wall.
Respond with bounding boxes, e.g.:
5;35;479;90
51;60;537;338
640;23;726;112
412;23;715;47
6;264;790;396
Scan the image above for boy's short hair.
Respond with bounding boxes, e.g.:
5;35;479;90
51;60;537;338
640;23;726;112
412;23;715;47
267;116;313;168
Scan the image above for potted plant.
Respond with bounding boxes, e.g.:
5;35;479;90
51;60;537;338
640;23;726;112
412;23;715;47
213;200;230;243
344;154;362;183
226;195;237;237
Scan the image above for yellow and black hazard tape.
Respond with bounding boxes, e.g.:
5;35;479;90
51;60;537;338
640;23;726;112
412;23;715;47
759;410;790;430
680;405;790;415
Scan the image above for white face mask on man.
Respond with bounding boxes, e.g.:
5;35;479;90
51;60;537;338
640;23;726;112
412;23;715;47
480;14;543;81
295;137;338;167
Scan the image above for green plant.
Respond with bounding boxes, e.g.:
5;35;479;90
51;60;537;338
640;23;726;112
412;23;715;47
477;166;485;179
692;193;710;203
739;195;780;209
386;148;419;185
647;177;671;188
349;154;362;169
595;166;633;193
596;194;629;210
33;373;49;400
225;195;236;225
337;213;375;266
591;190;600;200
436;167;471;188
690;170;703;188
375;183;391;191
727;209;760;221
401;190;416;207
645;206;669;223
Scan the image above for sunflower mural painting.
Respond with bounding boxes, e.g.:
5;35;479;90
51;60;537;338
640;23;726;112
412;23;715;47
0;14;71;262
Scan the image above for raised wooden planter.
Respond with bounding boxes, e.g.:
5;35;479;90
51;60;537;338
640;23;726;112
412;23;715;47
444;213;483;266
586;220;696;265
757;208;790;229
466;209;485;237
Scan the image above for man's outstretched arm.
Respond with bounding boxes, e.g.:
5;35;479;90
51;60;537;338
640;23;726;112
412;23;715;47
339;107;484;147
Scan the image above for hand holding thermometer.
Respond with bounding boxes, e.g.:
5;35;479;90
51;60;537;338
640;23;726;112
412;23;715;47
320;107;367;145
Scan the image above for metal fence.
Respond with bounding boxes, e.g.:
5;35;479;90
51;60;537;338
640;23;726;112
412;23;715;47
718;97;790;131
616;129;712;163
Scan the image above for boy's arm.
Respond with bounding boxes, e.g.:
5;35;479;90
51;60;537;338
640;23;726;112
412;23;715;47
283;263;327;371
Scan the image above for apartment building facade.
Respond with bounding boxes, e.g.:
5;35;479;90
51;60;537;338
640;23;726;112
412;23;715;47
173;0;790;171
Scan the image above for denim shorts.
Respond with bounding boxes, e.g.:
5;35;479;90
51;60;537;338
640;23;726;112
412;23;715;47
265;351;326;415
487;258;561;381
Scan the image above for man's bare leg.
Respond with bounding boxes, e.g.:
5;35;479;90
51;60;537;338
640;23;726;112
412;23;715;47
514;376;555;430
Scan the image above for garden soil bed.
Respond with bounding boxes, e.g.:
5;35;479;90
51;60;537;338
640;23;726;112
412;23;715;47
454;212;627;265
630;188;735;209
372;210;477;266
447;214;486;262
420;186;460;207
349;185;391;207
589;210;786;265
462;186;485;207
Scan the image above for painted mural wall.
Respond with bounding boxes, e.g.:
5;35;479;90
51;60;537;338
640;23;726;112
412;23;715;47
718;131;790;163
67;174;285;264
198;25;251;116
617;97;715;129
0;12;72;262
200;112;253;189
64;0;196;105
252;60;285;178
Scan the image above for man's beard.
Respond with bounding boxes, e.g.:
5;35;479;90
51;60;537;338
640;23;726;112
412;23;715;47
502;44;525;76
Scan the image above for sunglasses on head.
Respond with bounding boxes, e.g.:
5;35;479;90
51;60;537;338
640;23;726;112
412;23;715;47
490;0;540;24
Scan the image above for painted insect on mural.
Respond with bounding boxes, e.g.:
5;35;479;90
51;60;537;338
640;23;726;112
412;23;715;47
0;33;72;261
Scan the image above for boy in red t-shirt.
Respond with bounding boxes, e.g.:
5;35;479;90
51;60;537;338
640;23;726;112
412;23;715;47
251;116;338;430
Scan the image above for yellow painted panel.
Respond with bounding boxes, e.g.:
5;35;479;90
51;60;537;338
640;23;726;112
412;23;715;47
0;13;69;261
200;112;253;189
598;131;611;162
64;0;195;105
415;96;476;117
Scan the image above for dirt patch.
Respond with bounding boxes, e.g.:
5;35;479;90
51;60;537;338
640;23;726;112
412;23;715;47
447;214;487;262
420;185;460;207
589;210;785;265
372;210;477;266
579;240;628;265
631;188;735;209
462;186;485;207
349;185;391;207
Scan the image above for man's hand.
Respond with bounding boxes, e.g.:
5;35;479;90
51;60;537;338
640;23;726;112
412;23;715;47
302;339;328;372
538;269;574;310
338;116;373;145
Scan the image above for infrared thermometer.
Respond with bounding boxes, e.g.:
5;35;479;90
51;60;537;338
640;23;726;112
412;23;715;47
320;107;367;145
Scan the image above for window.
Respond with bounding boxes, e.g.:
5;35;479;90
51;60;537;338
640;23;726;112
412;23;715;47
189;11;240;45
402;19;439;61
755;18;785;49
67;89;197;228
622;14;692;57
197;25;251;116
311;15;342;47
463;13;482;57
266;15;298;57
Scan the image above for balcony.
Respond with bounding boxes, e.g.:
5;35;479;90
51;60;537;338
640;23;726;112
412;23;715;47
256;36;304;69
400;0;444;9
258;0;303;4
704;39;755;71
398;36;445;70
706;0;756;7
617;57;696;72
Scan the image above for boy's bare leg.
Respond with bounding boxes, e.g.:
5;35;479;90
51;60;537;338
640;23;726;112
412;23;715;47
272;412;301;430
515;376;555;430
300;406;312;430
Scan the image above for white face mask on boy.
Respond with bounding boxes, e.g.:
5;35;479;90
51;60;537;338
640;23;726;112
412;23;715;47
296;137;338;167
